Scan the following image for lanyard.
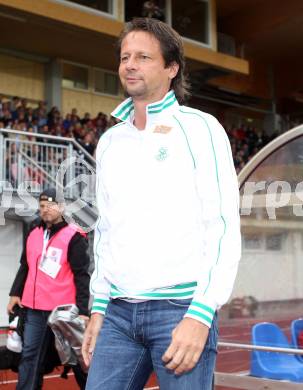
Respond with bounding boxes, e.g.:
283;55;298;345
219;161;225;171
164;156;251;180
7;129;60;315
41;229;50;262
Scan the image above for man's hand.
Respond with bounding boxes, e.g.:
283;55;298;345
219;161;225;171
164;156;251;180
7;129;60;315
82;313;104;367
7;296;23;315
78;315;90;327
162;317;210;375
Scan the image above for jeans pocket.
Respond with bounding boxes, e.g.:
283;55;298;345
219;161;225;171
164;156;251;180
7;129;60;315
166;298;193;308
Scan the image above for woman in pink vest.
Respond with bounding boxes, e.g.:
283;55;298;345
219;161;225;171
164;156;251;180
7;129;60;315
7;188;90;390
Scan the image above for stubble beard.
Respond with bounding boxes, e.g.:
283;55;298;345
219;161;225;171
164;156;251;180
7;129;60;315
123;79;148;99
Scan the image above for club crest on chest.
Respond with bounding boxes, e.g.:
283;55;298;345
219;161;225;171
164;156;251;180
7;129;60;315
155;147;168;161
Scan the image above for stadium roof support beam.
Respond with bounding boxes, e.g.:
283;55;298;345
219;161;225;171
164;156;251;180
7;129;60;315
0;0;249;76
184;41;248;75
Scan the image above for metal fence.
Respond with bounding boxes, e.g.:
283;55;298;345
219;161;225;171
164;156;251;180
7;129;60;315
0;128;96;203
215;341;303;389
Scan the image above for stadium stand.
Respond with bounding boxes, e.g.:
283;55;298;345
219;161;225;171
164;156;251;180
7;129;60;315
0;94;270;168
0;94;121;158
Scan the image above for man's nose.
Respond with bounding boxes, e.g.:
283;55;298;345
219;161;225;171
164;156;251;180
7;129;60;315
125;56;138;70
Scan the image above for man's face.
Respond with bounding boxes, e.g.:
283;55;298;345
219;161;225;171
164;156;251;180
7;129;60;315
39;200;62;224
119;31;178;102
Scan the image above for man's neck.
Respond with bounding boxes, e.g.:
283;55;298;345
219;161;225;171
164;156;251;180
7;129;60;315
46;217;63;229
132;90;169;130
133;100;148;130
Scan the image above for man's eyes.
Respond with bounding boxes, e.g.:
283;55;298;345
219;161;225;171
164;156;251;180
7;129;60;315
120;54;151;62
139;54;151;61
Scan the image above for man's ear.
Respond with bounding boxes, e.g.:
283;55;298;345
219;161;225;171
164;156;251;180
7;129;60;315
168;62;179;80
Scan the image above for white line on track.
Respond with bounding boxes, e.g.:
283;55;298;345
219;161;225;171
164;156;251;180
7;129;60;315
144;387;159;390
0;372;74;385
0;373;160;389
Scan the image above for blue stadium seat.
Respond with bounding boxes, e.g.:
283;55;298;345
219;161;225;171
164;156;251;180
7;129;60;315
250;322;303;382
291;318;303;363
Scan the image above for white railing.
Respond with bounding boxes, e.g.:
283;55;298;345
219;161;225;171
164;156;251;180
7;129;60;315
0;128;96;203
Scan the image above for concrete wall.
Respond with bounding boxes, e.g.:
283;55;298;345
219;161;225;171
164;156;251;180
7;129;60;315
62;88;122;117
231;230;303;302
0;54;44;101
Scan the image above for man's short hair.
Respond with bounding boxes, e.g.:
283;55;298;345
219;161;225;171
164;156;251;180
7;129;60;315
117;17;190;104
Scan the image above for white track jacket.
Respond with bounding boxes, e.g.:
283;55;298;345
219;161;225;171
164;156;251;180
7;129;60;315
90;90;241;328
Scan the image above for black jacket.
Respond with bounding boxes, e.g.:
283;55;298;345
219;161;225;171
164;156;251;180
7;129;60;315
9;219;90;316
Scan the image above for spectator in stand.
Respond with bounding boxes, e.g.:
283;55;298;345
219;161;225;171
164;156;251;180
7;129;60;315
0;102;13;126
230;124;246;141
93;112;108;139
36;124;50;146
53;125;64;139
93;112;107;127
78;131;95;156
17;110;26;124
25;107;35;125
63;113;72;131
81;112;91;125
66;126;74;139
27;143;41;161
47;106;61;129
26;126;36;142
73;122;85;143
30;118;39;133
37;108;48;128
11;96;21;112
21;98;28;111
224;123;269;173
71;108;81;123
34;100;47;118
9;122;27;144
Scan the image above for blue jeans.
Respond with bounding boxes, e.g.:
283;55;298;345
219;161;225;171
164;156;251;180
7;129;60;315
17;308;52;390
86;299;218;390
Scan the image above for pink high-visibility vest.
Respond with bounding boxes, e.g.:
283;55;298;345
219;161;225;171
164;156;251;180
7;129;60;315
21;225;82;311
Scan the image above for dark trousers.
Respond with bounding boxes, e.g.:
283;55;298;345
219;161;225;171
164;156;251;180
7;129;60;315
17;309;51;390
16;308;86;390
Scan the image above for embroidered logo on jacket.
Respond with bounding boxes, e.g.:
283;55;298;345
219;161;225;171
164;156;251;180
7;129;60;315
153;125;172;134
156;147;168;161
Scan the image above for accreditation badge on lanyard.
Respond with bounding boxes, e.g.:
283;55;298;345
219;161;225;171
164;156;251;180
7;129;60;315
39;230;62;279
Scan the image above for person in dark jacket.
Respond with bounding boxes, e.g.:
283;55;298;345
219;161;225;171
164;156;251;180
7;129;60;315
7;188;90;390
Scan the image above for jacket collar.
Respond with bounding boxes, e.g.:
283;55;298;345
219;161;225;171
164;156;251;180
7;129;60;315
37;218;67;237
111;90;179;126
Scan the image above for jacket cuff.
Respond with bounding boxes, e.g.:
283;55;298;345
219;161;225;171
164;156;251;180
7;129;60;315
184;301;216;328
91;297;109;315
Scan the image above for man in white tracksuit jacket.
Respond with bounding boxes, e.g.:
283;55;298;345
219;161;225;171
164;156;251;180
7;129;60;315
83;17;241;390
